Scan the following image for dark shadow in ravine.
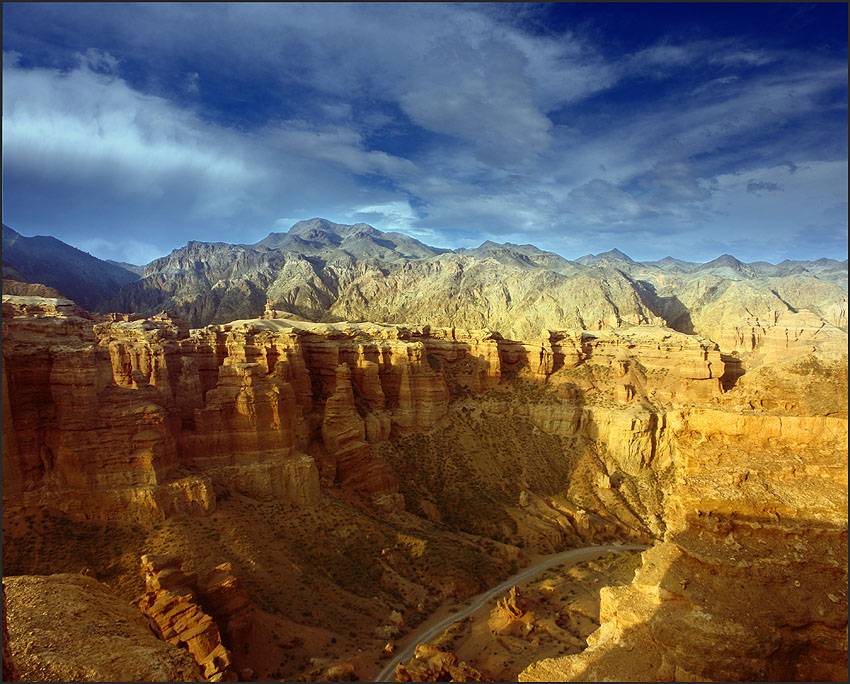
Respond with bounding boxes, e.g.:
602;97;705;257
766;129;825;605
633;279;696;335
720;352;745;390
558;511;848;683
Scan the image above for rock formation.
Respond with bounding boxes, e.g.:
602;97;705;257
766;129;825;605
1;295;737;526
520;400;848;682
137;553;247;681
2;278;65;299
3;573;202;682
2;287;846;682
197;563;253;649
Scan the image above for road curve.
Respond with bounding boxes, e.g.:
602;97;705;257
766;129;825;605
375;544;649;682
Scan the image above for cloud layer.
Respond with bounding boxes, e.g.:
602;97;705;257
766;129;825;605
2;3;847;264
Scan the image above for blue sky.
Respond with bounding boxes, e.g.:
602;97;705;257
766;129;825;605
2;2;847;265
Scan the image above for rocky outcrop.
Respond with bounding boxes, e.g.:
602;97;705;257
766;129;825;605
520;409;848;683
197;563;253;648
717;308;848;363
395;643;492;682
2;278;65;299
0;300;461;520
2;297;219;522
137;554;238;681
4;573;202;682
1;299;318;521
486;584;546;639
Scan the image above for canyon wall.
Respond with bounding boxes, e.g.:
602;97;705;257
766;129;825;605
1;298;451;521
521;407;848;682
2;295;734;527
3;294;847;681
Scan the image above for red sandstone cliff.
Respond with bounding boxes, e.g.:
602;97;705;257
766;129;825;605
2;294;847;682
2;297;734;525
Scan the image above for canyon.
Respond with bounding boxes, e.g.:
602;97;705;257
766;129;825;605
1;220;847;682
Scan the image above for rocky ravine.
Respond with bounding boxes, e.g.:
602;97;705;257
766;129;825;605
2;293;847;681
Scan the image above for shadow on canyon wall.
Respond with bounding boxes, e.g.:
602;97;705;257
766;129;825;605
559;511;848;683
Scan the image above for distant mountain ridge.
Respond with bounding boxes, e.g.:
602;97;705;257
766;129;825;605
3;219;847;343
105;260;146;276
1;224;140;310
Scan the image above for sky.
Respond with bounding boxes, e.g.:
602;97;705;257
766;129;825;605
2;2;847;266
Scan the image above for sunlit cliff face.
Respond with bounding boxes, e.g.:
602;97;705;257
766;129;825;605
2;294;847;682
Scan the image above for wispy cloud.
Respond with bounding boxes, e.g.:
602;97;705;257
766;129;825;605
1;3;846;263
268;121;417;178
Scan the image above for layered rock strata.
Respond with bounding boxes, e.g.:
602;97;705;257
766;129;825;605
197;562;254;648
137;553;250;681
520;411;848;682
3;297;733;525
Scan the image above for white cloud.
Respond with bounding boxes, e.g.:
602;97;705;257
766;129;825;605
349;201;419;232
2;58;259;205
710;50;776;67
269;121;417;178
0;56;397;254
2;5;846;262
77;48;122;74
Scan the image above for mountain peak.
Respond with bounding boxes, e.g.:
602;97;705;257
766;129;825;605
288;218;379;238
576;248;636;266
599;248;635;262
701;253;744;269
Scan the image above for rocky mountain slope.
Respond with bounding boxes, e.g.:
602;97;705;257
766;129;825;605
105;259;147;276
6;219;844;346
1;225;141;310
97;218;847;343
2;290;846;681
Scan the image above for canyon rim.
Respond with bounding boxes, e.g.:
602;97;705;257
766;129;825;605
2;218;847;682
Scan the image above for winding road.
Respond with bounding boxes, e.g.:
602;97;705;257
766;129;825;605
375;544;650;682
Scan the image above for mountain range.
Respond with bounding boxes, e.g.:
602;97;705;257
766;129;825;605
2;225;141;310
2;219;847;342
